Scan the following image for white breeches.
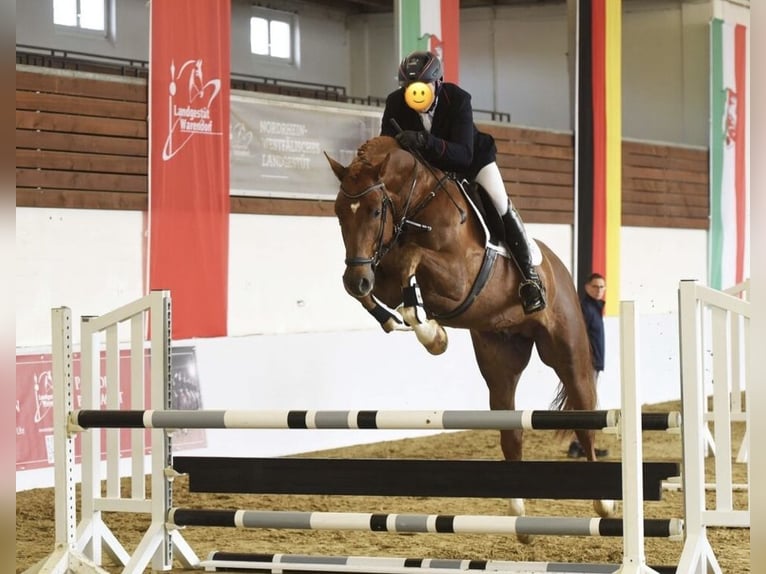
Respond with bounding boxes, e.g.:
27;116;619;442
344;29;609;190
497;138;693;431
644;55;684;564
475;162;510;214
475;162;542;265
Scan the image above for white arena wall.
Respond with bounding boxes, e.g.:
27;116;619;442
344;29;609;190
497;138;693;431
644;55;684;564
15;208;706;344
15;207;707;490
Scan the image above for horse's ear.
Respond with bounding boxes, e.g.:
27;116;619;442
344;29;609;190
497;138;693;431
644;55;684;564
324;151;347;182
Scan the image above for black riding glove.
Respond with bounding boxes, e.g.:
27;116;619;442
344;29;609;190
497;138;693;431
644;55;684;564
395;130;428;151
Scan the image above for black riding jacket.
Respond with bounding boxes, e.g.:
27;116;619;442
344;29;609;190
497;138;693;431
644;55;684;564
380;82;497;180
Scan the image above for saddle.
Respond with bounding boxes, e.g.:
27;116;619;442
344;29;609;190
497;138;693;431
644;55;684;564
453;178;507;254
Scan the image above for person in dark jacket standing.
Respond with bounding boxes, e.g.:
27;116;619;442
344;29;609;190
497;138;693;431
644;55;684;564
569;272;608;458
380;51;546;314
581;272;606;374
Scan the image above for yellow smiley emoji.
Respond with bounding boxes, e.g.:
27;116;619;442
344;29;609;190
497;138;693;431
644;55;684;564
404;81;435;112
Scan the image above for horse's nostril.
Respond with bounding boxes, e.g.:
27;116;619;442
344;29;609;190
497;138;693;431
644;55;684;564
359;277;371;294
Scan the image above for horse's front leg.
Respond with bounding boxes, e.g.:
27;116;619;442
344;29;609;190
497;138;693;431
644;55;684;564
470;330;535;543
357;294;401;333
399;274;448;355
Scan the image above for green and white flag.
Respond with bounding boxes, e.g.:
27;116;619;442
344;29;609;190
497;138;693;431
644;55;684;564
710;18;748;289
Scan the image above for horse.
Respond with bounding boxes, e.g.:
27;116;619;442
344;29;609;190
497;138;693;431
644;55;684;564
325;136;613;537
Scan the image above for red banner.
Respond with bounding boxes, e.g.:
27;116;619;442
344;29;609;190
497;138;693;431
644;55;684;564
149;0;231;339
16;347;205;471
439;0;460;83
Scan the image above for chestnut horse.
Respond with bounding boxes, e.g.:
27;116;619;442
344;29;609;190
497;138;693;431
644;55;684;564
326;136;613;533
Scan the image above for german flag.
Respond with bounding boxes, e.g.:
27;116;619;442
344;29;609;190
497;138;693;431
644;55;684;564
576;0;621;314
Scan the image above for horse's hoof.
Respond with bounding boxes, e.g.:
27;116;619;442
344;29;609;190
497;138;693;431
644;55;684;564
382;318;398;333
516;533;534;545
508;499;533;544
424;331;448;355
425;340;447;355
594;499;616;517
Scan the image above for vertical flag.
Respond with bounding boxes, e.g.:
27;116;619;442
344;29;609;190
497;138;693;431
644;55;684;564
575;0;621;315
710;19;748;290
149;0;231;339
396;0;460;83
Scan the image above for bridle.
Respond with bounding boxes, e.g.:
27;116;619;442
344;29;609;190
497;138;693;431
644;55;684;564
340;159;420;269
338;145;497;322
340;151;464;270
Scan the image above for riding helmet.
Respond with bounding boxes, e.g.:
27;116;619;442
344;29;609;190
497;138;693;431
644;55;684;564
398;51;443;86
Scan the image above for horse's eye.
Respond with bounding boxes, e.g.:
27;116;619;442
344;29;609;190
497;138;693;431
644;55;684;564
373;208;382;218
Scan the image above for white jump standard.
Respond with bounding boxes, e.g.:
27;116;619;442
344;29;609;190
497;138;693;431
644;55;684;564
24;291;733;574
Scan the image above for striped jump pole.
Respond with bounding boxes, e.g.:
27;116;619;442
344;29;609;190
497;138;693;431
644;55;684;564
69;408;680;431
71;409;619;430
167;508;683;539
201;552;679;574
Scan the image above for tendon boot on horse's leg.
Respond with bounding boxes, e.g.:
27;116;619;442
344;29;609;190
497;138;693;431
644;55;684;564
365;300;402;333
400;276;448;355
501;205;546;314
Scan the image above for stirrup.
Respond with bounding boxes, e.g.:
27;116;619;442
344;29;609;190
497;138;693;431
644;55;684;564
519;278;546;314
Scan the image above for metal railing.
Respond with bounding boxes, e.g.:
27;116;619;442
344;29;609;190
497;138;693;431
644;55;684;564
345;95;511;123
16;44;510;121
16;44;149;77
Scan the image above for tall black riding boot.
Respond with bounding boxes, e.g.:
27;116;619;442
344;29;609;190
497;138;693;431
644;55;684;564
501;207;546;314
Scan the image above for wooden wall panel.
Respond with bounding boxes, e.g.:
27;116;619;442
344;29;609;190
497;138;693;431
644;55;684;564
622;140;709;229
16;69;149;209
15;90;146;119
17;189;148;211
16;69;147;101
16;129;147;156
16;110;146;137
16;149;147;174
16;68;709;229
485;124;574;224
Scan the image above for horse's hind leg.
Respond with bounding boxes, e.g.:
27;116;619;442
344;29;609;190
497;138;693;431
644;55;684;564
535;324;616;517
470;330;535;543
534;319;598;454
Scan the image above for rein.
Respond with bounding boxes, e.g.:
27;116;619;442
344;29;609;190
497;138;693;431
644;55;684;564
341;159;421;269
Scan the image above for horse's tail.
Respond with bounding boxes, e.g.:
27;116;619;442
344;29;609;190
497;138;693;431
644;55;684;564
549;372;598;411
549;373;598;440
549;384;571;442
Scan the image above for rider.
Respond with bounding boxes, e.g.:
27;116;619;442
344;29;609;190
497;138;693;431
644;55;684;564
380;50;546;314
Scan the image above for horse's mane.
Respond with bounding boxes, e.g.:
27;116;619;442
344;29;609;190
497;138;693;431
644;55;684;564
347;136;399;180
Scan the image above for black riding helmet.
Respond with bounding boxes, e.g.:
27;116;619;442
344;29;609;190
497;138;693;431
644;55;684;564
398;51;443;86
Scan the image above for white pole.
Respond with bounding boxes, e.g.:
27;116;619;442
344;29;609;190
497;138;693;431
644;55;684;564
616;301;659;574
677;280;723;573
21;309;110;574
